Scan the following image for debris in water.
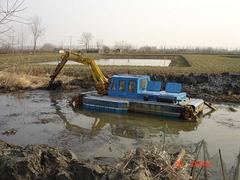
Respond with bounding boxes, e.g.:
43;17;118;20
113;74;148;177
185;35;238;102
228;107;238;112
39;118;51;124
115;146;194;180
47;80;63;90
2;128;17;136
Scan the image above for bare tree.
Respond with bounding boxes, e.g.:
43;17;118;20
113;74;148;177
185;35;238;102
114;41;122;50
96;39;103;50
20;28;27;51
80;32;92;51
30;15;44;54
0;0;26;51
0;0;26;34
114;41;133;52
123;43;133;52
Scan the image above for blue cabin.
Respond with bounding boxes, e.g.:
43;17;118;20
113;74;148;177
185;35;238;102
108;74;187;103
108;74;150;99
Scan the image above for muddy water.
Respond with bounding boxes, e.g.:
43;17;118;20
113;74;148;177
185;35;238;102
0;90;239;167
42;59;172;67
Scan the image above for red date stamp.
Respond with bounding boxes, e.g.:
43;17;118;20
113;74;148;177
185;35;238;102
190;160;213;168
175;160;213;169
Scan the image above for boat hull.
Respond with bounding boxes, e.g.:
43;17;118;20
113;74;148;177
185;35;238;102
80;94;204;121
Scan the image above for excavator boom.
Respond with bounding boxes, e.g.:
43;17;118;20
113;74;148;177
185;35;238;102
49;51;109;95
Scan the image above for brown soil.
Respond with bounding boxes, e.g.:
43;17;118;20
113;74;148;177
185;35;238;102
0;139;193;180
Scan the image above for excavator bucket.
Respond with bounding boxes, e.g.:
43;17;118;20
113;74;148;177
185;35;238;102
47;80;63;90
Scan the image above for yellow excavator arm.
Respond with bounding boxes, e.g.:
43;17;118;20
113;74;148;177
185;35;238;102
49;51;109;95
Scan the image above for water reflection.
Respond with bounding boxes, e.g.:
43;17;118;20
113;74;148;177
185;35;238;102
48;90;200;140
49;91;94;137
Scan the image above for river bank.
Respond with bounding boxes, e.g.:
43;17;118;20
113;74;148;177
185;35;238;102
152;73;240;103
0;139;193;180
0;72;239;103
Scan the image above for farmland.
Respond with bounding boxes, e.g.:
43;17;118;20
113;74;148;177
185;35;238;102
0;52;240;76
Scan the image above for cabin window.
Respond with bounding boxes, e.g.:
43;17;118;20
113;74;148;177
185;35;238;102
140;79;148;90
128;80;136;93
119;80;126;91
111;80;116;91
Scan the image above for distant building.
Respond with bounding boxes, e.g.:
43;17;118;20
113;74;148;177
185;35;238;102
59;50;65;54
113;48;121;53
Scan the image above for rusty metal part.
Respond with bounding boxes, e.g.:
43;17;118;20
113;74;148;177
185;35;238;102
69;94;85;108
181;105;198;122
204;101;216;111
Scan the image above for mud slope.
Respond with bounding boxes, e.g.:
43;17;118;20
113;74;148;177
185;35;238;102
152;73;240;103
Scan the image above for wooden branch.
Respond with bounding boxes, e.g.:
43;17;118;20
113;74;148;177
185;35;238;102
0;0;26;27
0;27;11;33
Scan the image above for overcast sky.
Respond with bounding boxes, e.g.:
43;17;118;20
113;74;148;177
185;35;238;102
13;0;240;48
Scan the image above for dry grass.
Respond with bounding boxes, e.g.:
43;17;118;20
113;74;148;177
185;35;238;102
0;71;49;90
0;61;79;91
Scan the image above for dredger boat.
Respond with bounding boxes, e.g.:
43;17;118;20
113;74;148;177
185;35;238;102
48;51;212;122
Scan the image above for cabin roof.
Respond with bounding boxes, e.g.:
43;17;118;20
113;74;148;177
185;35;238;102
112;74;149;80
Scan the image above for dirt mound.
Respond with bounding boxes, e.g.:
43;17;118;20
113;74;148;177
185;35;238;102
152;73;240;103
0;139;194;180
0;139;106;180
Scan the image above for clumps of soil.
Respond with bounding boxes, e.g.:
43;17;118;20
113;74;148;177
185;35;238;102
2;128;17;136
38;118;51;124
0;139;194;180
0;139;107;180
228;107;238;112
68;78;95;89
152;73;240;103
32;118;56;125
47;80;63;90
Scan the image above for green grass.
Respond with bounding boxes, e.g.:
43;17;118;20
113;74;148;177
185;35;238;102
0;52;240;78
0;52;59;71
182;54;240;74
0;52;59;64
